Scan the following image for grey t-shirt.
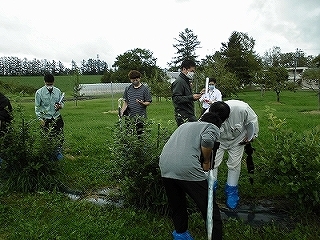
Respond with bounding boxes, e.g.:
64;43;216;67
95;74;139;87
159;121;220;181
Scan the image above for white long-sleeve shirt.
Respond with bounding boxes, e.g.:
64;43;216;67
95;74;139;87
199;88;222;109
219;100;259;148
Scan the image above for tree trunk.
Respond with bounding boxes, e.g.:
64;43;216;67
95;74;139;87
276;91;280;102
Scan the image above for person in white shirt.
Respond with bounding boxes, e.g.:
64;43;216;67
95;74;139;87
199;78;222;114
208;100;259;209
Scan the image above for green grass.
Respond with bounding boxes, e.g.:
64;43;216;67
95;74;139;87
0;75;103;96
1;89;320;239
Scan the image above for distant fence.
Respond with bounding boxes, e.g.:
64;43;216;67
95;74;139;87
79;83;131;96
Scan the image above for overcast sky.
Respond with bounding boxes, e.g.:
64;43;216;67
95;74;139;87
0;0;319;69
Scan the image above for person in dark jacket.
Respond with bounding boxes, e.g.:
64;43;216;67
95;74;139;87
171;59;203;126
0;92;13;135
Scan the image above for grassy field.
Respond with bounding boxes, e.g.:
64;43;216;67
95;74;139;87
0;75;104;97
0;89;320;239
0;74;103;87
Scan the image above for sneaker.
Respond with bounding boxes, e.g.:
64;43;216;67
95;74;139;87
172;230;194;240
225;184;239;209
56;152;63;160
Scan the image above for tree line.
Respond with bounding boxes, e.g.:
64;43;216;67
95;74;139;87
0;56;108;76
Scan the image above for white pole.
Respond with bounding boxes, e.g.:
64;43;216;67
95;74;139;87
205;77;209;94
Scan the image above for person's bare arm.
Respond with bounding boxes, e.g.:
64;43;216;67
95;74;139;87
201;146;212;171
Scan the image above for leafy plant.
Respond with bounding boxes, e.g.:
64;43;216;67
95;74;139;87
0;106;63;192
260;106;320;211
108;116;175;213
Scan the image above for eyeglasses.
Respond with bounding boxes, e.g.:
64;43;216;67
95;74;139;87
130;77;140;80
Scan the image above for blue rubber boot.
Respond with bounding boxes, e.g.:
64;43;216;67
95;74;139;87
56;151;63;160
213;180;218;192
225;184;239;209
172;230;194;240
55;147;63;160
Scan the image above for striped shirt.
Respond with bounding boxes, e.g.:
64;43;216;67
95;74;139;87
123;84;152;118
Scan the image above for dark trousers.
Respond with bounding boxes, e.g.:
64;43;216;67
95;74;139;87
136;121;144;136
123;117;144;136
175;113;198;127
43;115;64;145
0;119;9;136
162;177;222;240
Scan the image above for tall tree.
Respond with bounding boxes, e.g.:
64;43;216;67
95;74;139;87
200;52;239;97
262;46;282;67
220;31;261;85
71;60;78;75
111;48;158;82
73;70;83;106
263;48;314;68
168;28;201;71
58;61;66;75
312;54;320;68
263;66;289;102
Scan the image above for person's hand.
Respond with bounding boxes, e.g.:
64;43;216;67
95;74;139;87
136;99;145;105
54;103;61;110
193;93;202;100
239;136;255;145
202;162;210;171
39;119;45;126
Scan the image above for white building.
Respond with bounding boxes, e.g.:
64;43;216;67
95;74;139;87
79;83;131;96
286;67;308;82
166;71;180;84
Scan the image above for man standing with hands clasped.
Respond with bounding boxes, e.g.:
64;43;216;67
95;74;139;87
171;59;203;126
35;73;64;160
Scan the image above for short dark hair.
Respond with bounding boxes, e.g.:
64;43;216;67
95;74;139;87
208;101;230;123
209;77;216;84
44;74;54;83
180;59;196;70
200;112;223;128
128;70;141;79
